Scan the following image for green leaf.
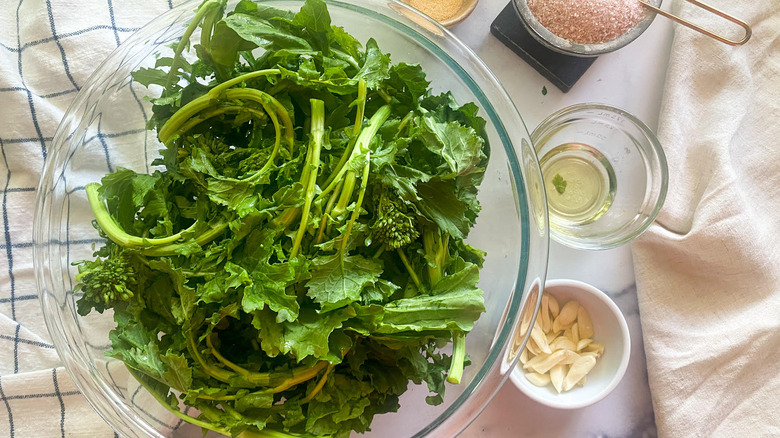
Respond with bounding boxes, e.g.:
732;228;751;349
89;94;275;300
253;307;354;361
241;257;307;323
353;39;391;90
224;13;312;50
356;283;485;334
132;67;169;88
416;180;471;239
306;254;383;312
417;115;486;178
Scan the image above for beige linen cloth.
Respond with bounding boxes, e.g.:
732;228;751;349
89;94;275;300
632;1;780;437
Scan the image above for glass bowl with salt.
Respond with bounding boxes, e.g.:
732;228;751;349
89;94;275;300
512;0;661;57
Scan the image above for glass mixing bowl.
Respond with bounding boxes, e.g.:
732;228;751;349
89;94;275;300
33;1;549;436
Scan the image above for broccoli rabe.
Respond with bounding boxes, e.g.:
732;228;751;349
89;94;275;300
185;132;230;155
74;244;138;315
371;190;419;250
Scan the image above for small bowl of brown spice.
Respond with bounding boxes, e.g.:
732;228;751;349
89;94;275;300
402;0;479;28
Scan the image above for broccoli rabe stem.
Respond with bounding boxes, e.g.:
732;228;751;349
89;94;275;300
321;79;367;190
126;367;232;436
188;331;327;389
86;183;193;247
142;222;229;257
422;229;466;384
314;179;343;244
158;88;293;161
165;0;227;88
206;68;281;98
129;366;323;438
340;155;371;255
300;364;335;404
422;229;449;287
317;104;389;204
318;105;392;228
447;330;466;384
86;183;228;255
174;106;269;144
331;171;356;219
291;99;325;258
395;111;413;139
396;248;421;289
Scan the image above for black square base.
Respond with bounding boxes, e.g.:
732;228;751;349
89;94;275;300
490;3;597;93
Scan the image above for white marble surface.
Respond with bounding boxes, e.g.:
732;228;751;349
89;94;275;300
446;1;676;437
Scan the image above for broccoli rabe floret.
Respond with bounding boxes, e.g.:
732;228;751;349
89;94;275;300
74;244;138;315
238;150;269;174
185;132;230;155
370;190;419;250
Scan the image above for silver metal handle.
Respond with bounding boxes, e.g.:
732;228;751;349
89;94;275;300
638;0;752;46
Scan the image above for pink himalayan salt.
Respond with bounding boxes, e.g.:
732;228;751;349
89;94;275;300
527;0;647;45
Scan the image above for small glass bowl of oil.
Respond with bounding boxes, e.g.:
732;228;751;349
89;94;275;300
532;103;668;250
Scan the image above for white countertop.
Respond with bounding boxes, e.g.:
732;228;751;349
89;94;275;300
449;1;675;436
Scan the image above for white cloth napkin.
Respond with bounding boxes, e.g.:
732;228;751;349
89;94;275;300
0;0;182;436
632;1;780;437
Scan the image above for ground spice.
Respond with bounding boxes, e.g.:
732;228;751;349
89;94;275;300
527;0;646;45
407;0;465;22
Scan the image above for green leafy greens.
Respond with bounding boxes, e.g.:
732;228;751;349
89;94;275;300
75;0;490;436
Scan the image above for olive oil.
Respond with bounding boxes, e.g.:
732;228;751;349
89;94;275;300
540;143;616;226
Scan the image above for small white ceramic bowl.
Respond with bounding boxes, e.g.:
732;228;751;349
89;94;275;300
509;279;630;409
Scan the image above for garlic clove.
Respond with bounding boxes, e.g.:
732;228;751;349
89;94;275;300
530;350;567;374
531;323;552;354
578;305;594;339
562;355;597;391
550;336;577;352
548;294;560;318
525;372;551;387
576;338;592;351
552;300;578;333
549;364;565;393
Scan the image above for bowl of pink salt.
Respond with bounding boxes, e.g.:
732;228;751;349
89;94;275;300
512;0;661;57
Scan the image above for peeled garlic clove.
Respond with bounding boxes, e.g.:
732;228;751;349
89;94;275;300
562;355;597;391
577;376;587;387
578;306;594;339
524;352;544;370
531;323;552;354
552;300;579;333
545;331;557;344
548;294;560;318
530;350;567;374
525;372;551;387
584;341;605;356
549;363;565;393
576;338;592;351
520;346;529;364
550;336;576;352
571;322;580;344
560;349;581;365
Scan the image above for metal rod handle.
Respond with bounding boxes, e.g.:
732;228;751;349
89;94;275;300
638;0;752;46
